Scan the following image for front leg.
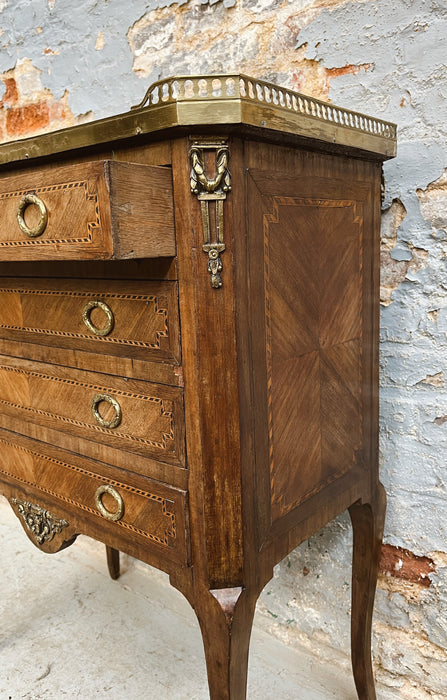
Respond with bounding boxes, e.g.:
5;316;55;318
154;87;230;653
198;587;258;700
348;483;386;700
171;579;259;700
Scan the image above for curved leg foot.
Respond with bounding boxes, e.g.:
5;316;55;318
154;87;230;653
348;484;386;700
106;546;120;580
199;587;258;700
175;582;258;700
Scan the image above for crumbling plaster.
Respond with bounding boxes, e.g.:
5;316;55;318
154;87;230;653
0;0;446;697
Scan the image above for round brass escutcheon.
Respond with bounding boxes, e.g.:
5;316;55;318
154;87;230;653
94;484;124;522
17;193;48;238
91;393;122;429
82;299;114;337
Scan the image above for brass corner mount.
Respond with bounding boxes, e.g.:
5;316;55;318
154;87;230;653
189;138;231;289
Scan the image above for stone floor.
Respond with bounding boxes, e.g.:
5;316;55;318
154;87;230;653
0;498;395;699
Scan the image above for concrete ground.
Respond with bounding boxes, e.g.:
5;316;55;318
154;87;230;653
0;498;395;699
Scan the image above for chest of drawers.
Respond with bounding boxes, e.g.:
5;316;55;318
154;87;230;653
0;75;396;699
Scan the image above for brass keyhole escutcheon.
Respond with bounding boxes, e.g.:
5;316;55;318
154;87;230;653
17;194;48;238
91;393;122;429
82;299;115;337
94;484;124;522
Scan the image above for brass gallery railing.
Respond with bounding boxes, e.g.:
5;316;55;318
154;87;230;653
133;74;397;142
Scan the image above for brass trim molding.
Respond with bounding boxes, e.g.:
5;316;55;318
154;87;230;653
11;497;69;545
0;74;397;166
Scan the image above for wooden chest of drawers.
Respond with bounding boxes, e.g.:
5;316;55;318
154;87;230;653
0;75;396;699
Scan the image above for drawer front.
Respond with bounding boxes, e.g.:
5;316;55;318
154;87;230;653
0;357;185;467
0;278;180;364
0;431;188;563
0;160;175;260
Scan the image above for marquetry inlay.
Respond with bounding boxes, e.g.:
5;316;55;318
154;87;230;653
0;364;175;451
2;438;176;546
0;287;169;350
0;180;99;247
263;196;364;518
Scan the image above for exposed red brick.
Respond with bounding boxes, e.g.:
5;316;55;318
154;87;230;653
322;63;372;96
49;101;66;122
0;78;18;107
380;544;436;587
291;62;371;100
326;63;371;81
6;102;50;136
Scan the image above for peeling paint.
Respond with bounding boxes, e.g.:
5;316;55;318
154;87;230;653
95;30;105;51
417;168;447;239
420;371;444;388
126;0;375;103
0;58;78;140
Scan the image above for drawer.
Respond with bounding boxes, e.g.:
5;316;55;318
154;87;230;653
0;278;180;365
0;356;185;468
0;160;175;260
0;430;188;564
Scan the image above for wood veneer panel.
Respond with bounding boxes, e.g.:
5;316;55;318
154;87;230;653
244;144;377;553
0;355;185;469
0;278;180;365
0;337;181;386
0;428;188;566
171;136;244;589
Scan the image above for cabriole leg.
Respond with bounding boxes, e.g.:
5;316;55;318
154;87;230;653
348;484;386;700
188;585;258;700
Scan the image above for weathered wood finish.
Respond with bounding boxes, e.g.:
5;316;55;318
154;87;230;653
0;117;388;698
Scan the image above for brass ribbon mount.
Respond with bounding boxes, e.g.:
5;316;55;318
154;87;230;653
190;139;231;288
